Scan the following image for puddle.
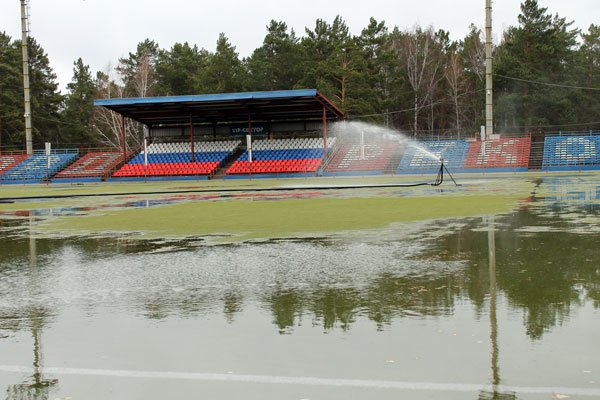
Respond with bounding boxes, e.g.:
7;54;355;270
1;174;599;399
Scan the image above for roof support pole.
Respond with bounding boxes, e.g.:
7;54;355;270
322;106;328;160
247;112;252;138
121;114;127;164
189;113;195;163
247;112;253;166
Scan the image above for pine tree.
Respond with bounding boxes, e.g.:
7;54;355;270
12;37;63;147
356;18;392;122
494;0;579;130
155;42;209;95
300;16;374;116
572;24;600;127
0;32;23;149
246;20;302;91
202;33;244;93
61;58;97;146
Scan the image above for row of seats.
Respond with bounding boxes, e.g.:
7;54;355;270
542;136;600;167
146;140;240;154
55;152;123;178
227;159;322;174
464;138;531;168
252;137;335;150
113;162;220;177
128;151;230;164
238;149;324;161
1;153;79;181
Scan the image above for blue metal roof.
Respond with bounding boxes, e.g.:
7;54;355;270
94;89;318;107
93;89;343;125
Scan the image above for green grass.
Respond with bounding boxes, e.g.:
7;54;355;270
37;194;520;241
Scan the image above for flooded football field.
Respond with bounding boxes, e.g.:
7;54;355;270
0;173;599;399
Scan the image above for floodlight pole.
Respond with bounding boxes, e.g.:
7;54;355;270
20;0;33;155
485;0;494;139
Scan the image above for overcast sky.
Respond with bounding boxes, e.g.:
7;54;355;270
1;0;597;92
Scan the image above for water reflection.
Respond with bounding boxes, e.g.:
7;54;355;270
5;309;58;400
1;200;599;398
480;215;516;400
431;208;600;340
1;207;598;338
5;218;58;399
0;191;326;219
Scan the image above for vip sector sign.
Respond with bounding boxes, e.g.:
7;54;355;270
230;124;267;136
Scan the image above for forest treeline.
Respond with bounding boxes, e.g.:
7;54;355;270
0;0;599;150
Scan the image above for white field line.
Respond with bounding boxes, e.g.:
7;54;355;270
1;365;599;396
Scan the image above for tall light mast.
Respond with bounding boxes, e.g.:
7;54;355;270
20;0;33;155
485;0;493;139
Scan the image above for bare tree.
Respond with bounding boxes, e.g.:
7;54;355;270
460;25;486;132
400;27;446;137
445;51;466;136
132;51;156;98
92;68;141;151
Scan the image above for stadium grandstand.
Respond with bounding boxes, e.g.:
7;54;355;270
93;89;345;181
1;90;600;184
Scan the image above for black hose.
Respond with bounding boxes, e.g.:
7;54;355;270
1;162;458;201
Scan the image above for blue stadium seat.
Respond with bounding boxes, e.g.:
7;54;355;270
1;151;79;181
542;135;600;170
397;140;469;173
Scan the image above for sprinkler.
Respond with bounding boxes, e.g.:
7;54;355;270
431;158;461;187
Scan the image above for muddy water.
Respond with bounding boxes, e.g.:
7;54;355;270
0;175;599;399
